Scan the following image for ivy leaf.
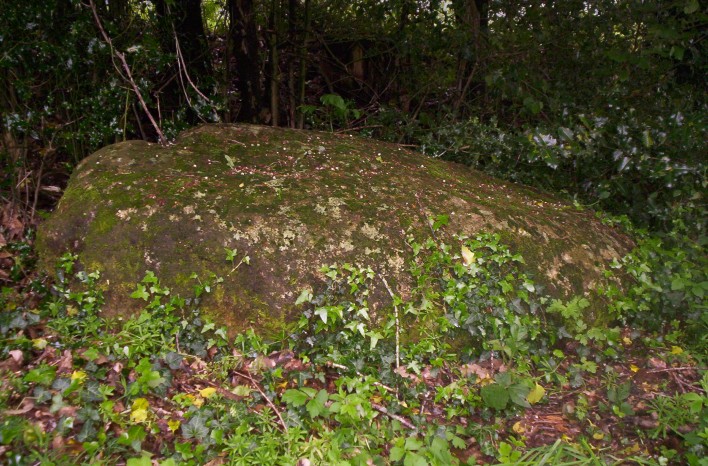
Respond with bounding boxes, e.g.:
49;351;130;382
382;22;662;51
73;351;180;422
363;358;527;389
450;434;467;449
24;365;57;387
404;452;427;466
390;446;405;462
126;457;152;466
142;271;159;285
314;307;328;324
509;383;531;408
461;245;475;265
404;436;423;451
182;416;210;441
432;214;449;231
430;436;453;463
167;420;181;432
282;389;309;407
481;383;509;410
295;289;312;305
130;284;150;301
306;389;329;418
164;352;183;370
671;277;686;291
232;385;252;397
367;331;382;350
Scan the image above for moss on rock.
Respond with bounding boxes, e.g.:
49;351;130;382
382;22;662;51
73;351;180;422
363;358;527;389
36;124;634;337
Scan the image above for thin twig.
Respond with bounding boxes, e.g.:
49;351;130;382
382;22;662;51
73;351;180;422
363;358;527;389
88;0;167;145
173;29;212;104
233;370;288;433
326;362;396;393
380;275;400;369
647;367;706;373
371;403;417;431
335;125;383;134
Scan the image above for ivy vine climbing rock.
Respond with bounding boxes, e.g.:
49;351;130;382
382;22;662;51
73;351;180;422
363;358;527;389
37;124;634;336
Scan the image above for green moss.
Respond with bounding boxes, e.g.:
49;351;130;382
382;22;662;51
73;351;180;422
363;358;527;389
36;123;634;337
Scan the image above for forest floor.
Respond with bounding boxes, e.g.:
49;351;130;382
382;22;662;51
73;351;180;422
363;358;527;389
0;206;705;465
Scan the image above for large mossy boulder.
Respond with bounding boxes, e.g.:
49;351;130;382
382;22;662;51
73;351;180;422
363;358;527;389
37;124;633;336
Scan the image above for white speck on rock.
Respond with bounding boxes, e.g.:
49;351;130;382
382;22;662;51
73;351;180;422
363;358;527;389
361;223;380;240
116;208;137;220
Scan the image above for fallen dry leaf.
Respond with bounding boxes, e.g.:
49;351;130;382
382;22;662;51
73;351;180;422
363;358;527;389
0;350;24;372
394;365;421;383
57;350;73;374
9;350;23;364
57;406;78;418
648;358;666;369
459;363;490;380
4;397;35;415
1;206;24;240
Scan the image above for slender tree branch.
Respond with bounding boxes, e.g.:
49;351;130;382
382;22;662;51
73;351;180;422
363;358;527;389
173;28;213;106
233;370;288;433
380;275;400;369
371;402;417;431
88;0;167;145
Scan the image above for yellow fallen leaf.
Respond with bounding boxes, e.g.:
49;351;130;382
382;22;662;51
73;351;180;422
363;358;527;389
71;371;87;383
622;337;632;346
32;338;48;350
168;419;181;432
527;383;545;404
625;443;641;453
131;408;148;423
670;346;683;355
192;397;204;408
199;387;217;398
512;421;525;434
593;432;604;440
131;398;149;423
132;398;149;410
630;364;640;373
461;246;475;266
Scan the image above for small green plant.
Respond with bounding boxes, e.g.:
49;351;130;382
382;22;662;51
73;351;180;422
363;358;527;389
300;93;362;131
647;391;706;440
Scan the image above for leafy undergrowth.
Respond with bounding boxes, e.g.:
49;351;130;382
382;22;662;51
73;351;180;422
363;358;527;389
0;220;706;466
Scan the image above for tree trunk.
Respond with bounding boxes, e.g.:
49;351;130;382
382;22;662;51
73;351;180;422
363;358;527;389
452;0;489;117
228;0;264;122
155;0;212;83
296;0;310;128
268;0;280;126
287;0;298;127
